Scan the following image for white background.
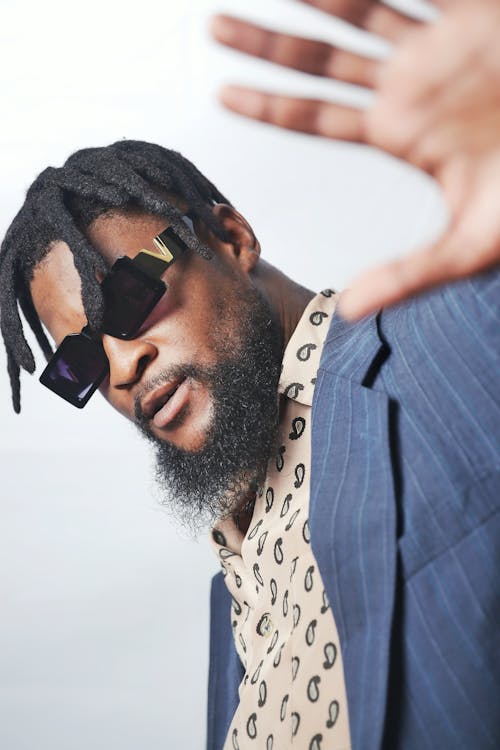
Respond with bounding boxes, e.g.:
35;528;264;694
0;1;446;747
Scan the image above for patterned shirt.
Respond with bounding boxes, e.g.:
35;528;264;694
211;291;351;750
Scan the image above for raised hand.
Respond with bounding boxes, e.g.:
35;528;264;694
211;0;500;319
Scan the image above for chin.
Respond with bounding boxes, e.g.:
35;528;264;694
151;398;215;453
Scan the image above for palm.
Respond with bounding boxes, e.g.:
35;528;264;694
211;0;500;318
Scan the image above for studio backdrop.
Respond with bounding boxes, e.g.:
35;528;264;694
0;1;444;748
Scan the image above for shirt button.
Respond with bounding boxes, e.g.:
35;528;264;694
257;613;273;638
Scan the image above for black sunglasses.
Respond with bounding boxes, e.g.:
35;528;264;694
39;216;195;408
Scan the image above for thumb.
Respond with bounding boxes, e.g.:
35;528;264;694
337;227;475;320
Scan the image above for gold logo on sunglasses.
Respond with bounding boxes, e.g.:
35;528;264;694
152;234;175;262
139;247;174;265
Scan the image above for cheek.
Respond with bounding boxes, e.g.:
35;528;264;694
98;376;135;420
152;273;235;354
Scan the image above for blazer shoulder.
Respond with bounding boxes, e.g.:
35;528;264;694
380;267;500;367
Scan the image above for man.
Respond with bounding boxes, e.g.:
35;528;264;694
0;141;350;749
1;6;499;750
1;139;498;749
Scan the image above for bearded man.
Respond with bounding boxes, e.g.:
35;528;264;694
1;135;498;750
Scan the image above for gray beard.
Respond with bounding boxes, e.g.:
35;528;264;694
133;285;283;534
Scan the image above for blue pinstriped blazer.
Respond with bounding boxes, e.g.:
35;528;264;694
207;268;500;750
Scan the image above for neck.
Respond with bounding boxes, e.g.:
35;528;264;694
251;259;315;349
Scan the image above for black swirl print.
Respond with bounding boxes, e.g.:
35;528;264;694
246;713;257;739
214;291;350;750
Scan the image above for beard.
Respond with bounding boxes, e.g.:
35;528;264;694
133;282;283;534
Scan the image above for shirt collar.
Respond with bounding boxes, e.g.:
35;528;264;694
278;289;338;407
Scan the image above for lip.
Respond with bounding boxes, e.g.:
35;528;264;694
140;377;185;421
153;378;191;429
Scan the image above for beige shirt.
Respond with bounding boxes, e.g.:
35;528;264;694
212;291;351;750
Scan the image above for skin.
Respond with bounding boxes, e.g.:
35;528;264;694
30;204;313;452
211;0;500;318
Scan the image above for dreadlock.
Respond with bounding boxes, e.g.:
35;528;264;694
0;140;231;413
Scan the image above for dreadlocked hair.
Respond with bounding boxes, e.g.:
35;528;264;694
0;140;231;413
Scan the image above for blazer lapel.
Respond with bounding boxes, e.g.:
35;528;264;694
310;311;397;750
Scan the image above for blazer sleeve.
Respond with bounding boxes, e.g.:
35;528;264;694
206;572;244;750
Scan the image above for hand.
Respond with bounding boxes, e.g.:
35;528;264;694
211;1;500;319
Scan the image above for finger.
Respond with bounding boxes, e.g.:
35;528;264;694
300;0;422;42
211;15;379;88
219;86;366;140
337;227;496;320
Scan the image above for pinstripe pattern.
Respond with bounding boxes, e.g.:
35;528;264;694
207;269;500;750
310;319;397;750
310;268;500;750
207;573;245;750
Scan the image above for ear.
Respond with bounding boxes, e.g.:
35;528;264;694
207;204;261;273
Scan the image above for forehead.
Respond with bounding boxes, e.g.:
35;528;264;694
30;211;173;345
86;210;172;265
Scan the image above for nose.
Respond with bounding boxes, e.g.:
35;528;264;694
102;334;158;389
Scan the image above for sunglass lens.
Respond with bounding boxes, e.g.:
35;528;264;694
101;257;166;339
39;333;108;408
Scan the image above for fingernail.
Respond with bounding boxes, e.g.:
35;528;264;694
210;15;235;43
219;86;261;117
